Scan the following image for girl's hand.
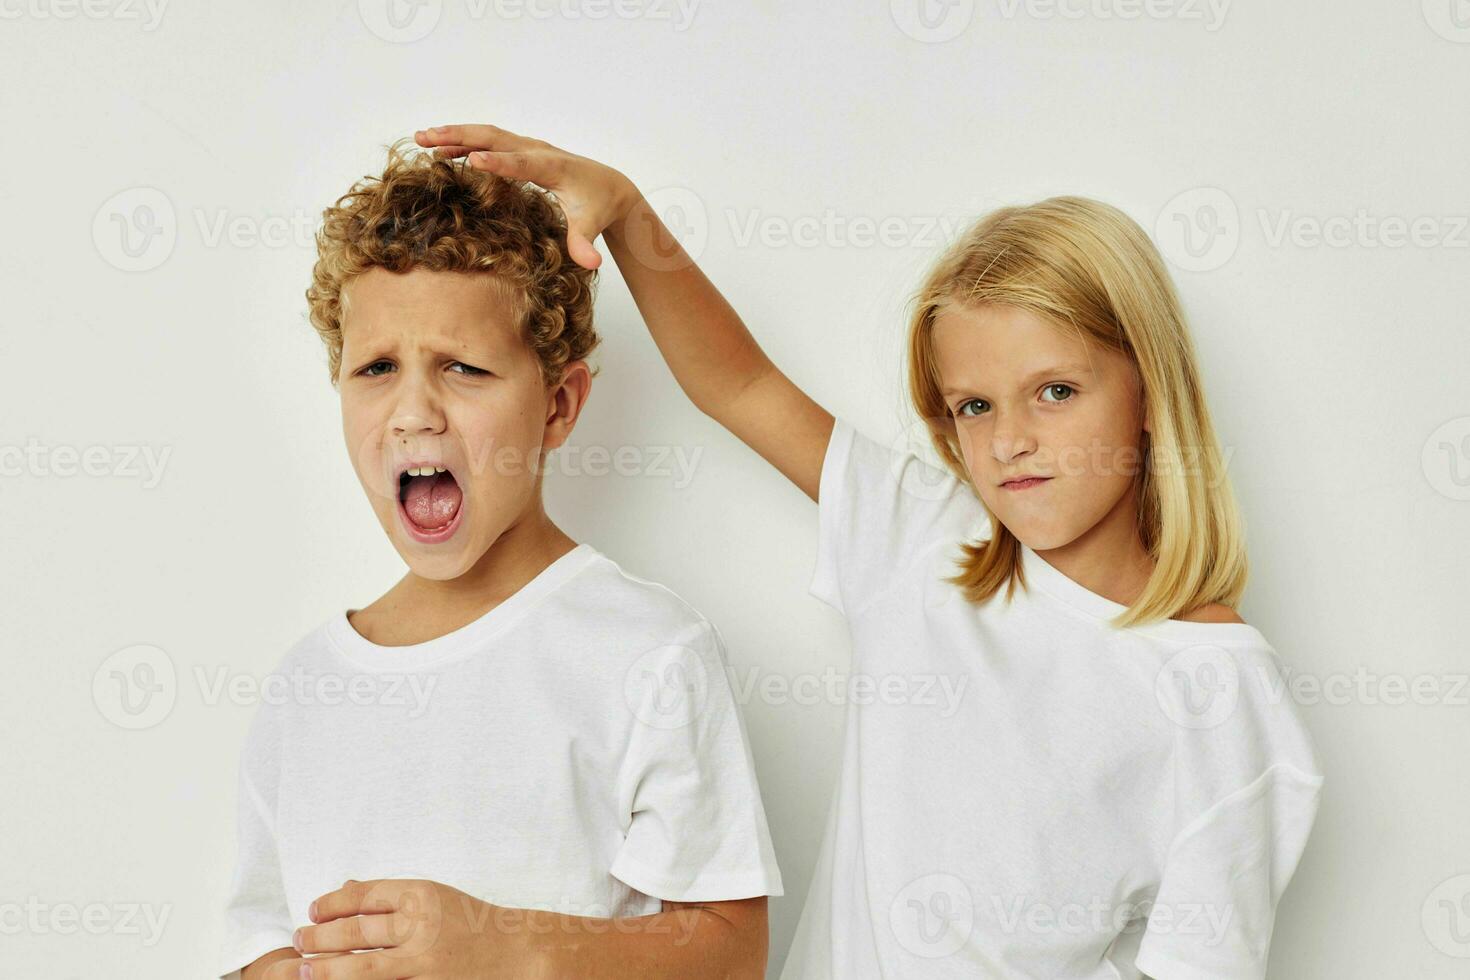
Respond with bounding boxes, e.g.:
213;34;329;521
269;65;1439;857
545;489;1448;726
415;123;639;271
293;878;539;979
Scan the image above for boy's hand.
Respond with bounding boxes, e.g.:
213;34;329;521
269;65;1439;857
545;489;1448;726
293;878;539;979
241;949;350;980
415;124;639;272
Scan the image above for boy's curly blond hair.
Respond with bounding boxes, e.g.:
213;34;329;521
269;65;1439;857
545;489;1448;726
306;137;599;388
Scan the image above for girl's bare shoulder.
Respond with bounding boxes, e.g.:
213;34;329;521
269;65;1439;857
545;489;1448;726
1176;602;1247;625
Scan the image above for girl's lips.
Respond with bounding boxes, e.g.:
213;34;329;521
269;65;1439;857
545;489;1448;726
396;491;465;544
1001;477;1052;491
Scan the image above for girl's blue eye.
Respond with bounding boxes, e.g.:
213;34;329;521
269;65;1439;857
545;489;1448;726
1042;383;1075;403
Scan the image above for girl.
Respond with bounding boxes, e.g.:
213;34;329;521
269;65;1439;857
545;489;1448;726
412;124;1324;980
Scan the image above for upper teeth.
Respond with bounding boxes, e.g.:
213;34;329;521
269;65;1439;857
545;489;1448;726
405;466;446;476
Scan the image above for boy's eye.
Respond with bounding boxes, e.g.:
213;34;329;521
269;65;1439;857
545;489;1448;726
1041;383;1075;403
356;361;489;377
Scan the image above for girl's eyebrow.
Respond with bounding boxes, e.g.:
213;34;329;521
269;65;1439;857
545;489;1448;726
942;362;1092;398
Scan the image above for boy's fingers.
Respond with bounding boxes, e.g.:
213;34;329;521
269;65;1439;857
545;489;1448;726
261;952;348;980
416;124;540;152
310;878;408;923
301;951;396;980
296;912;408;953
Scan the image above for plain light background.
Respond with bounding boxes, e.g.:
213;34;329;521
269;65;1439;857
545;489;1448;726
2;2;1467;977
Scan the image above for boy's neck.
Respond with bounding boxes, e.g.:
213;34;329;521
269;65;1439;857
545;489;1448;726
432;511;576;595
356;513;580;646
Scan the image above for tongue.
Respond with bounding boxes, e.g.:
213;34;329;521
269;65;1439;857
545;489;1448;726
403;472;462;531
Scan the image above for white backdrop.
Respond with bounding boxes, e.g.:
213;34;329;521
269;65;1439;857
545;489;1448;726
2;2;1468;977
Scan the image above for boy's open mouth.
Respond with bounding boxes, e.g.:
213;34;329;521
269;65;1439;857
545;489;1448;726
397;466;464;534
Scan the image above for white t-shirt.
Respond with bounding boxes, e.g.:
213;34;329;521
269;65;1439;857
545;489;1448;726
219;542;784;979
779;418;1323;980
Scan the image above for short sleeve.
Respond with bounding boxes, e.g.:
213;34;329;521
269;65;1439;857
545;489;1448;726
610;623;784;902
218;706;295;979
810;416;989;616
1136;644;1325;979
1134;764;1322;980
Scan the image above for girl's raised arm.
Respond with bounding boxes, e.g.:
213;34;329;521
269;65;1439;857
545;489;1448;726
415;124;834;502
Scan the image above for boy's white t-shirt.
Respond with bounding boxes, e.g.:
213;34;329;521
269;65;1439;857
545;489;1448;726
219;542;783;979
779;418;1324;980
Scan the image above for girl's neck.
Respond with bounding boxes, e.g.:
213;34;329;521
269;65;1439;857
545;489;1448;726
1031;486;1154;609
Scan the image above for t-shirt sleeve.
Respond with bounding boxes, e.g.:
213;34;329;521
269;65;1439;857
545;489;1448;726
1136;646;1325;980
218;704;295;979
610;622;784;902
810;416;990;617
1134;765;1322;980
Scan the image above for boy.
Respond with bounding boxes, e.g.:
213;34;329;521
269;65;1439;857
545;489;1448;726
218;138;783;979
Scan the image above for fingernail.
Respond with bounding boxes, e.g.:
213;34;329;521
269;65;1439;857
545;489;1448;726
309;900;318;921
293;927;303;952
299;964;312;980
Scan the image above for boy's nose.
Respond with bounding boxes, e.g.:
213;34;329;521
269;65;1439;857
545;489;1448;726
389;378;447;436
392;412;443;437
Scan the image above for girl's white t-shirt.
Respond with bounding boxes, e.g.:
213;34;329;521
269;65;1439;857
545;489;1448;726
219;543;783;979
779;418;1323;980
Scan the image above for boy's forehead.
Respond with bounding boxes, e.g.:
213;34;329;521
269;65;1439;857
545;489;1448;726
341;267;519;349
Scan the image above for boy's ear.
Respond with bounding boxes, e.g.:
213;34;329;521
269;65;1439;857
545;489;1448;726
543;359;592;451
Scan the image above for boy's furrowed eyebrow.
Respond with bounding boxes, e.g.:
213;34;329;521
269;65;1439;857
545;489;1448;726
344;334;504;364
941;362;1092;398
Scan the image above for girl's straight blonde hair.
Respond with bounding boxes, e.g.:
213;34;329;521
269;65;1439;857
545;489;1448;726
906;195;1247;629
